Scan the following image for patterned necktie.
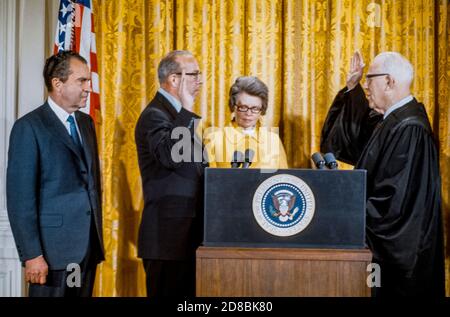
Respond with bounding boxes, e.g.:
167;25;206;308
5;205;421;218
67;115;82;149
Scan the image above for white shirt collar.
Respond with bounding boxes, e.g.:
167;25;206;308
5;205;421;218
158;88;182;113
241;126;256;136
47;96;74;124
383;95;413;119
47;96;82;143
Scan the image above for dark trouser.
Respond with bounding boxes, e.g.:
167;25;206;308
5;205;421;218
28;258;97;297
29;221;101;297
143;258;196;297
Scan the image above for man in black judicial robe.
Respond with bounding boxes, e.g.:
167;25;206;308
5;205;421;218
320;51;445;297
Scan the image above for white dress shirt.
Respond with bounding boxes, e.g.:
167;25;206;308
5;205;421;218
158;87;182;113
47;96;83;144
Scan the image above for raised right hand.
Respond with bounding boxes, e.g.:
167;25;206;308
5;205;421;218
346;51;365;90
25;255;48;285
178;70;194;112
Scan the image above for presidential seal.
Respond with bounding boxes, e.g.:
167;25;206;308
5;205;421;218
252;174;315;237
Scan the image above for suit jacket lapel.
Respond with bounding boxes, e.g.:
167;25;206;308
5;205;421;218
155;92;205;170
156;92;178;120
40;103;86;165
76;111;93;173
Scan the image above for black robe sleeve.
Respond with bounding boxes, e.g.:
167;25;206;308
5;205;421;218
364;122;442;276
320;84;382;165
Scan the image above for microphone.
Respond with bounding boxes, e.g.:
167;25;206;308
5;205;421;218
311;152;326;169
231;151;244;168
242;149;255;168
324;152;338;169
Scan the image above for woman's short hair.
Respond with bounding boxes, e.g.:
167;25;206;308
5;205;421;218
228;76;269;115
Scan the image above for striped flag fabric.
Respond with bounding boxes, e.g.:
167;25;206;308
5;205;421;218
54;0;100;123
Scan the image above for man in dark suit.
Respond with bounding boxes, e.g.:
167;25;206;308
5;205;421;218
7;51;104;297
135;50;206;296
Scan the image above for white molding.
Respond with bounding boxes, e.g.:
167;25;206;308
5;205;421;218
0;0;80;298
0;208;22;296
0;0;18;213
0;0;25;297
0;213;12;234
0;248;18;260
0;209;14;243
17;0;46;118
0;260;24;296
0;271;11;295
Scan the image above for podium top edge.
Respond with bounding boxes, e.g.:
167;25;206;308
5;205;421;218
196;246;372;262
205;168;367;172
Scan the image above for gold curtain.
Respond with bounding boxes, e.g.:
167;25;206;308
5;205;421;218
92;0;450;296
438;0;450;298
93;0;174;296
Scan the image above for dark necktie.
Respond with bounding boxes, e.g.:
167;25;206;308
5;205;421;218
67;115;82;149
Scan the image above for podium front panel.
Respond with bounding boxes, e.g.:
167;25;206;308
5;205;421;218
203;168;366;249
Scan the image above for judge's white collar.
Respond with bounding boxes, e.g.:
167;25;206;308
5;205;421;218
383;95;413;119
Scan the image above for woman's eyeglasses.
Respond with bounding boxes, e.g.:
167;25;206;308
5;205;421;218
235;104;262;114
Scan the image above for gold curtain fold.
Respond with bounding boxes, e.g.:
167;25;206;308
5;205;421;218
174;0;284;129
175;0;246;127
438;0;450;296
93;0;174;296
92;0;450;296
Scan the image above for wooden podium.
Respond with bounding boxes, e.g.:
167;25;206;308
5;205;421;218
196;246;372;297
200;169;370;297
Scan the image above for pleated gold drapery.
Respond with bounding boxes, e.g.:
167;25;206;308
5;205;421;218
438;0;450;298
92;0;450;296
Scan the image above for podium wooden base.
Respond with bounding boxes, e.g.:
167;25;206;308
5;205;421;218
196;247;372;297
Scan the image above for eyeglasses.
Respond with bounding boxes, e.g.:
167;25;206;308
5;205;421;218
365;73;389;84
174;71;202;80
235;104;262;114
366;73;389;79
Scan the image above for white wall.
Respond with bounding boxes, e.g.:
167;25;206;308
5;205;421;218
17;0;46;117
0;0;23;297
0;0;55;297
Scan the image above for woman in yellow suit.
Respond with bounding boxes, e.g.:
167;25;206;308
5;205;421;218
205;76;288;169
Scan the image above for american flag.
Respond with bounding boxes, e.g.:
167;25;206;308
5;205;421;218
54;0;100;123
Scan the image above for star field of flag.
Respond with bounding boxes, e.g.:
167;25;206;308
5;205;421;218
54;0;100;123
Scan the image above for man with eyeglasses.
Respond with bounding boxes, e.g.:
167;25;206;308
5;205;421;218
135;50;206;296
320;51;444;297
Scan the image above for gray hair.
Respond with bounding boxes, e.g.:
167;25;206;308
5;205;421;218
157;50;193;84
373;52;414;86
228;76;269;115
